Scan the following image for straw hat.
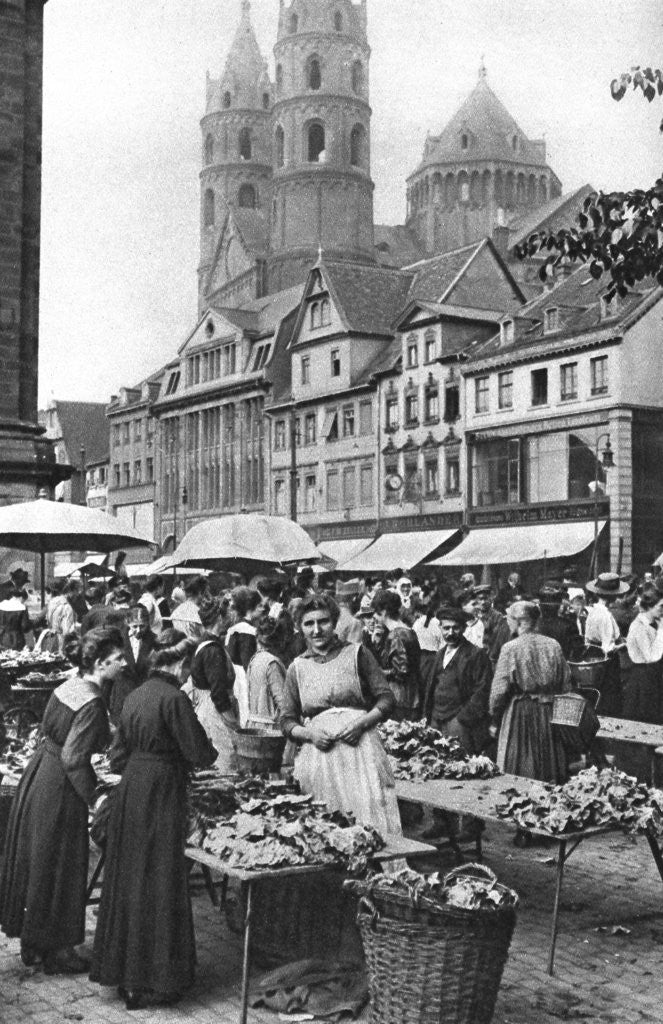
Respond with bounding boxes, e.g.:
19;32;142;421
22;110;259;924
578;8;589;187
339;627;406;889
585;572;630;597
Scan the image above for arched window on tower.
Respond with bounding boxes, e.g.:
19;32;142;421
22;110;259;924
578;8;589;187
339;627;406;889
334;11;343;31
352;60;364;95
239;128;252;160
204;134;214;165
275;125;285;168
308;122;325;163
238;184;256;209
350;123;366;168
307;56;322;91
289;12;298;33
262;92;270;110
276;64;283;93
204;188;215;227
223;90;231;109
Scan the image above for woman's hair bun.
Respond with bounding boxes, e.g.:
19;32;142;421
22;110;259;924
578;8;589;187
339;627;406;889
63;631;83;667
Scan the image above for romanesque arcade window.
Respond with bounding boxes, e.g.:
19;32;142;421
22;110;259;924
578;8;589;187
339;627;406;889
308;122;325;162
352;61;363;94
307;56;322;91
204;135;214;164
238;184;256;209
350;124;366;168
239;128;252;160
204;188;215;227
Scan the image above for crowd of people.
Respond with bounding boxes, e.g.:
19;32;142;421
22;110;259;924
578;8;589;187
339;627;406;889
1;557;662;1008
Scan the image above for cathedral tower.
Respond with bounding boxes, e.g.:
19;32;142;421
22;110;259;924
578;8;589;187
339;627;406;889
199;1;273;305
268;0;375;292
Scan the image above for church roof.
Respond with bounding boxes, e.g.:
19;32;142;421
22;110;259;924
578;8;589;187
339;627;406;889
213;1;269;111
374;225;426;267
507;184;596;250
414;67;549;173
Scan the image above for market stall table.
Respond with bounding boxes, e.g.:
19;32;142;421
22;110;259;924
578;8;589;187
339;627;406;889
598;716;663;784
396;774;663;976
185;835;434;1024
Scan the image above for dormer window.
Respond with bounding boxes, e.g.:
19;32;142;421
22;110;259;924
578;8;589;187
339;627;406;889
205;320;214;338
543;307;559;334
320;299;331;327
500;319;514;345
165;370;180;396
310;302;320;329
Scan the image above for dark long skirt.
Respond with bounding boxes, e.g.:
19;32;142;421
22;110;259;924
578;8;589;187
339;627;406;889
498;696;568;784
90;752;195;997
0;743;89;951
622;661;662;724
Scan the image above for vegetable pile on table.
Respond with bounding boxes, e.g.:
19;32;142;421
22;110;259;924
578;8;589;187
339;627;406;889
379;719;500;781
0;728;41;779
346;865;518;911
0;650;68;681
497;767;663;835
190;775;385;874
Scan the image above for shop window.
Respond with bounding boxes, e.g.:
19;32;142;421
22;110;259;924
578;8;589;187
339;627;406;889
590;356;609;395
308;122;325;162
498;371;513;409
472;439;520;507
475;376;489;413
531;368;548;406
560;363;578;401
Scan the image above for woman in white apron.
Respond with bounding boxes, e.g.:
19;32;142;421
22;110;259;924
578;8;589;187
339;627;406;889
280;593;402;838
184;597;238;774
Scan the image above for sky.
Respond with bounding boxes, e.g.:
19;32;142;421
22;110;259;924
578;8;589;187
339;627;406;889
38;0;663;407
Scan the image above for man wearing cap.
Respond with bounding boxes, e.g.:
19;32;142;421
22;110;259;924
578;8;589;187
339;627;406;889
424;607;492;753
471;585;511;671
335;580;364;644
585;573;628;716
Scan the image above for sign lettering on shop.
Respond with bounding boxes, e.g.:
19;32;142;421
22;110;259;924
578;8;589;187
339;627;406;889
313;510;463;542
468;500;610;528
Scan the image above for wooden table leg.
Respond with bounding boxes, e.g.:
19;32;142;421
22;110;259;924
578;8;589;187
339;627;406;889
548;839;566;976
239;880;253;1024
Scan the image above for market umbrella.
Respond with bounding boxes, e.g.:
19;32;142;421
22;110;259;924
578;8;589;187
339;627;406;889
162;514;320;574
0;494;155;605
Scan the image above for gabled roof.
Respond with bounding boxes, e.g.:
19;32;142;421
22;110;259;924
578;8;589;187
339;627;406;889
374;224;427;268
317;261;415;337
49;401;108;465
507;184;596;250
413;67;551;173
467;263;661;363
405;240;485;301
397;298;506;328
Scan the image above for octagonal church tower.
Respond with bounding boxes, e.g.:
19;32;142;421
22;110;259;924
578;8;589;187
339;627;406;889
199;1;273;304
268;0;376;292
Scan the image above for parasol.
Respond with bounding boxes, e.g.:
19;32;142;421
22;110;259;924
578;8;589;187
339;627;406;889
162;514;320;574
0;494;154;605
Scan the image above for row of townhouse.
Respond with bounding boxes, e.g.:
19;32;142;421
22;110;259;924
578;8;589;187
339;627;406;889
100;237;663;580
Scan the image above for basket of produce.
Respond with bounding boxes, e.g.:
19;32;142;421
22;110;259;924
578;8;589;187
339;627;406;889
231;728;286;775
551;692;600;754
379;719;500;782
346;866;518;1024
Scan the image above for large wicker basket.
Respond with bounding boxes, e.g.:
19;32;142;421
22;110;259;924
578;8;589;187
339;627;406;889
354;866;517;1024
230;728;286;775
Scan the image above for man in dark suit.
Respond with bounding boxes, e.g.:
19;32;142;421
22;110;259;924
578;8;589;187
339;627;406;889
424;606;492;754
107;604;156;725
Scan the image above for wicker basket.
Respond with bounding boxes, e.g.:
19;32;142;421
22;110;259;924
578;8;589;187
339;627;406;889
230;728;286;775
551;692;600;754
354;866;517;1024
568;657;608;689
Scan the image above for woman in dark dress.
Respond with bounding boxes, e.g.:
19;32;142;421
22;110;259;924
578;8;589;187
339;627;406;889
90;641;217;1010
0;628;123;973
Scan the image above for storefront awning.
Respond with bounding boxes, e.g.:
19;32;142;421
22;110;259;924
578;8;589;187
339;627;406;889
340;529;462;573
317;538;375;568
431;520;606;567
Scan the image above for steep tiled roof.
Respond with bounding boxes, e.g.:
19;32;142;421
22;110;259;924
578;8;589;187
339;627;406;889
405;241;485;303
362;337;401;380
374;225;426;268
414;70;550;172
51;402;108;465
508;185;595;249
468;264;660;363
208;0;268;112
322;261;414;335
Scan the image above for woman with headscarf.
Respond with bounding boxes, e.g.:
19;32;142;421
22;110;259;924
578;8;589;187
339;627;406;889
90;636;217;1010
185;596;237;772
489;601;571;784
280;593;401;836
0;628;123;973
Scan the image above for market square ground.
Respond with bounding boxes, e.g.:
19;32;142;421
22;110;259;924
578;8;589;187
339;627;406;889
1;823;662;1024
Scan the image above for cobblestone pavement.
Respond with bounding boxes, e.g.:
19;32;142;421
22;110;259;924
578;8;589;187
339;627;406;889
1;825;663;1024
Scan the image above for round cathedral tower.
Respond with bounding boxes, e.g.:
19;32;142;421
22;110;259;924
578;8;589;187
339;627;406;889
199;1;273;303
268;0;375;292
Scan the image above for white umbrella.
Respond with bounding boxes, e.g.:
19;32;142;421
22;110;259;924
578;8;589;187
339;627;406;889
163;514;320;573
